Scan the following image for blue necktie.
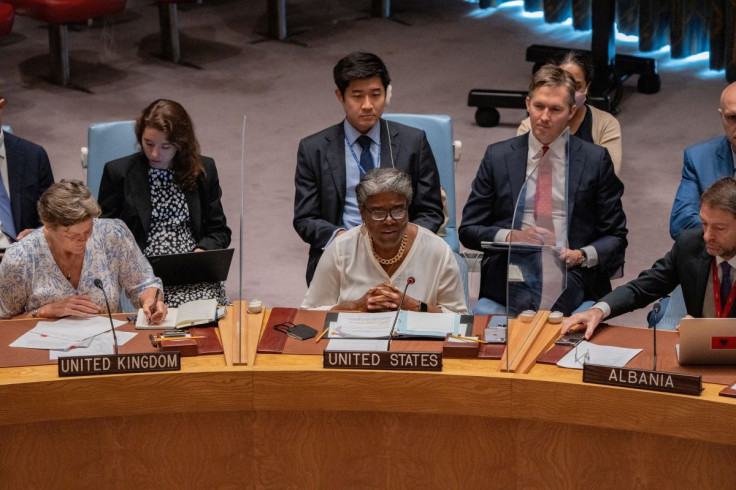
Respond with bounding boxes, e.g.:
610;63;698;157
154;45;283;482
721;261;732;310
357;135;374;174
0;174;16;239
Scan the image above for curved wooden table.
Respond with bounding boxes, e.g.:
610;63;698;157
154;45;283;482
1;313;736;488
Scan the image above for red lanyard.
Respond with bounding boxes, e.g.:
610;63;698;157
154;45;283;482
712;259;736;318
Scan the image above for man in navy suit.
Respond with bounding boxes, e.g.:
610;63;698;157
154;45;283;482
293;52;443;284
564;178;736;340
0;94;54;244
459;65;627;315
670;82;736;239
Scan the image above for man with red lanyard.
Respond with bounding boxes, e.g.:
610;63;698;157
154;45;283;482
561;177;736;340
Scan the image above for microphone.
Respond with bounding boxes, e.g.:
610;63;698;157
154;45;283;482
94;278;119;355
389;276;415;339
649;302;661;371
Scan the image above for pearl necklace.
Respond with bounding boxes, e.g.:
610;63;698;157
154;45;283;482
370;232;407;265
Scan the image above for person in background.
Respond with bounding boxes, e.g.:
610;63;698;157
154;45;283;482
460;65;627;316
670;82;736;239
98;99;231;308
517;50;622;175
294;51;444;285
302;168;467;314
0;180;166;322
0;92;54;250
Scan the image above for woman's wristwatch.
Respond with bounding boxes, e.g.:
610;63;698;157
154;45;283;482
419;302;428;312
31;308;39;318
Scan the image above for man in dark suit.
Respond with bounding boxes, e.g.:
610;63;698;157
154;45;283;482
563;177;736;339
0;94;54;243
459;65;627;316
293;52;444;284
670;82;736;239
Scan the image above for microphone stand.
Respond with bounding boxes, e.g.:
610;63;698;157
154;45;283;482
94;279;119;355
649;302;661;371
388;277;415;346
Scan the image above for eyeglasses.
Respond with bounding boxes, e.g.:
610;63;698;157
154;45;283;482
574;343;590;367
366;206;407;221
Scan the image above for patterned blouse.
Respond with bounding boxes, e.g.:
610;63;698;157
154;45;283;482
143;168;226;308
0;219;162;318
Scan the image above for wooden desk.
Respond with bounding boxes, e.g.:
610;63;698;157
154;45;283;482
1;311;736;488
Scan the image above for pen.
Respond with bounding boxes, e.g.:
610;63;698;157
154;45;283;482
153;335;205;342
450;334;488;344
315;328;330;343
149;289;161;325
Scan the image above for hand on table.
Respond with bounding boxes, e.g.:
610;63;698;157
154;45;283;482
560;307;605;340
39;295;102;318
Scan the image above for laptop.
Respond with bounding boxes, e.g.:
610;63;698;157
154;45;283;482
678;318;736;365
147;249;235;286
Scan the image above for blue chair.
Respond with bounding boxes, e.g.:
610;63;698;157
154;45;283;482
82;120;137;199
382;114;468;307
1;125;13;134
81;120;138;311
648;285;686;331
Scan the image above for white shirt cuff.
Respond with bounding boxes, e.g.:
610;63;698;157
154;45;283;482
581;245;598;267
494;229;510;243
591;301;610;319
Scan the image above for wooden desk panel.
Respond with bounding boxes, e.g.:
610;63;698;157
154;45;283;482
1;308;736;488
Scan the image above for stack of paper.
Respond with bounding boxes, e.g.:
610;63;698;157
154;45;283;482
9;316;133;359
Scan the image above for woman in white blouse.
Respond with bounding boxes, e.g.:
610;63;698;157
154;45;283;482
0;179;167;322
301;168;468;314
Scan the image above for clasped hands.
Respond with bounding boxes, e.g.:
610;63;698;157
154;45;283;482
508;227;583;269
352;282;417;312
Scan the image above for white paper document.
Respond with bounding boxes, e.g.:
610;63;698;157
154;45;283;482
49;330;137;359
325;339;390;352
328;312;395;338
401;311;457;334
557;341;642;370
31;316;126;342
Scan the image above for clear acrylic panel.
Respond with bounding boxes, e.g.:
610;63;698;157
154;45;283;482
505;129;570;372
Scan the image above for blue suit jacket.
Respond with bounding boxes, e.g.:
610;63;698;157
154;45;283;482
670;136;734;239
459;133;628;304
4;132;54;232
293;119;444;283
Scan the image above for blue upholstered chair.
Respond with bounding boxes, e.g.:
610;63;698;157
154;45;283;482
647;285;686;331
382;113;468;307
82;120;137;199
81;120;138;311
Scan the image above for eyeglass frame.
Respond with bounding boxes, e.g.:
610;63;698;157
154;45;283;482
364;206;408;221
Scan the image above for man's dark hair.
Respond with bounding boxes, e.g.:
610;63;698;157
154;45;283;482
333;52;391;96
701;177;736;218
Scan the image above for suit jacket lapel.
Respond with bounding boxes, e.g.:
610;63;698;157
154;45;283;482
129;156;153;236
694;248;711;316
717;136;734;177
4;133;23;227
325;124;346;207
566;137;585;223
507;134;528;209
379;118;399;168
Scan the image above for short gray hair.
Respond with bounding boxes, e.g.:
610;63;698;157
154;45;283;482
356;168;413;207
37;179;101;228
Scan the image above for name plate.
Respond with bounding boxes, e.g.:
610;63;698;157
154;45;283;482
58;352;181;377
323;351;442;372
583;364;702;396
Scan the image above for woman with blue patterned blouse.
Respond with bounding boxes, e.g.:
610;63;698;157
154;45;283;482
0;180;167;322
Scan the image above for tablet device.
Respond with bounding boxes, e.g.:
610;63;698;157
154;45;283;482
678;317;736;365
147;249;234;286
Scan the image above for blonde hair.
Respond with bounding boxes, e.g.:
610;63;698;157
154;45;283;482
37;179;101;228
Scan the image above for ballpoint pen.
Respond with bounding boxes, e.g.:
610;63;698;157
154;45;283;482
149;289;161;325
315;328;330;343
153;335;205;342
450;334;488;344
